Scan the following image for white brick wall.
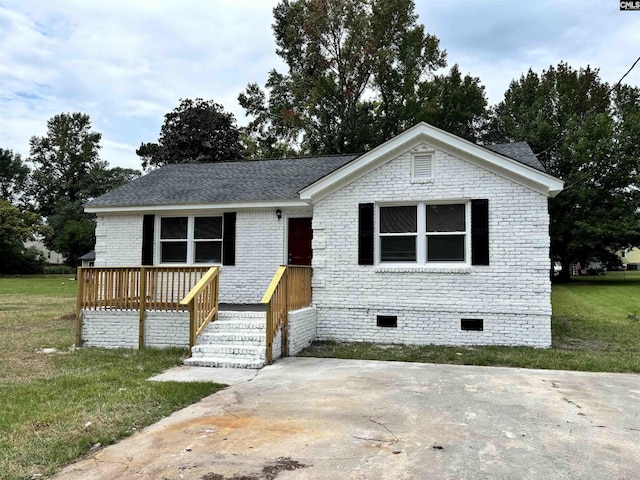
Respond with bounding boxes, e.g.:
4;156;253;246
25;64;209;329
94;208;311;304
81;311;139;348
94;214;143;266
81;310;190;348
218;209;307;304
272;324;283;360
144;311;190;347
288;306;317;355
312;146;553;347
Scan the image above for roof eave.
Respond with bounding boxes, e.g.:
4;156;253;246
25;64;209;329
85;199;311;214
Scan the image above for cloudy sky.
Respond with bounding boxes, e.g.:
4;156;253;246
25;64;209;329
1;0;638;170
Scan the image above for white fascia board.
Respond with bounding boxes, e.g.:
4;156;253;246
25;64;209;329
85;199;309;214
300;122;564;202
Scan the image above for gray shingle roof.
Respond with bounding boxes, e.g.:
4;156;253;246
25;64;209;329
483;142;544;171
86;155;360;208
79;250;95;261
87;141;544;209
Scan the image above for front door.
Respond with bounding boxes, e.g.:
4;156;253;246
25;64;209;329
287;218;312;265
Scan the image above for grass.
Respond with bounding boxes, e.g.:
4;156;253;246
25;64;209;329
0;275;224;480
300;271;640;373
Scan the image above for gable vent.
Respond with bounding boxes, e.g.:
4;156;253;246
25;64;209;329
412;153;433;182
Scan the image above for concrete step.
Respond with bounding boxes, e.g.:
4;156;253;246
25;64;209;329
191;344;265;360
198;331;266;345
217;311;265;320
206;320;265;332
183;356;265;369
186;309;268;369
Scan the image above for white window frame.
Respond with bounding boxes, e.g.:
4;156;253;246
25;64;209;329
375;201;471;266
156;215;223;265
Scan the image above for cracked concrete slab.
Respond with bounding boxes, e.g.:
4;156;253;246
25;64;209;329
54;358;640;480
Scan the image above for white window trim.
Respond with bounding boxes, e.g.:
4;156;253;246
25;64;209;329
156;215;223;266
375;201;471;267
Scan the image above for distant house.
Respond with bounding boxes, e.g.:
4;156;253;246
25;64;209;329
24;240;65;265
79;250;95;267
77;122;564;367
620;247;640;271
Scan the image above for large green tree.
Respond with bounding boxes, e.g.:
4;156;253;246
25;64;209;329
29;113;140;266
137;98;243;170
29;112;103;218
485;63;640;281
419;64;487;143
0;200;45;274
239;0;487;157
0;148;30;206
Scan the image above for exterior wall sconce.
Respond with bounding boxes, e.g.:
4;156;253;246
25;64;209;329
276;209;282;220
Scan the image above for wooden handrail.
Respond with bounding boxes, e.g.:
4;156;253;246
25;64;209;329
261;266;287;303
261;265;312;364
179;266;220;350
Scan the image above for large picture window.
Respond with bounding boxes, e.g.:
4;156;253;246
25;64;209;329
378;203;468;264
159;216;222;264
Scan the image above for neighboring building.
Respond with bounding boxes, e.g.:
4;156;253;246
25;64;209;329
79;123;564;364
24;240;65;265
79;250;95;267
620;247;640;270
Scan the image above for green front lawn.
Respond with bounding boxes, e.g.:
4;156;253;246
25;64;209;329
0;276;224;480
300;271;640;372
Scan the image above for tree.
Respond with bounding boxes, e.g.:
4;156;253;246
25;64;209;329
137;98;243;170
239;0;462;156
29;112;141;266
29;112;103;218
0;148;30;206
485;63;640;281
0;200;45;274
419;64;487;143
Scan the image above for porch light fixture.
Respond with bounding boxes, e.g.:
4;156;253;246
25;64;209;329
276;209;282;220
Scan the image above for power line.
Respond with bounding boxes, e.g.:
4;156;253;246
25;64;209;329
534;55;640;158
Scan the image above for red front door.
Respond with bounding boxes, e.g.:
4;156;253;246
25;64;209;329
287;218;312;266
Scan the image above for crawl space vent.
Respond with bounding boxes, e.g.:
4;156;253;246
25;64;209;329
461;318;483;331
377;315;397;328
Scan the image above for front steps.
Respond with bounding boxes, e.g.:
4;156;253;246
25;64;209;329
184;310;266;369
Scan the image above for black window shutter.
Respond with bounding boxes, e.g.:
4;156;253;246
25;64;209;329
222;212;236;266
471;199;489;265
358;203;374;265
141;215;155;265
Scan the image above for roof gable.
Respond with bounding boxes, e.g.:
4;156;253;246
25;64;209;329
299;123;564;203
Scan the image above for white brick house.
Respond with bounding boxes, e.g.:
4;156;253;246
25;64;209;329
83;123;563;354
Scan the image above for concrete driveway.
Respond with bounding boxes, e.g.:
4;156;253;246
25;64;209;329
54;358;640;480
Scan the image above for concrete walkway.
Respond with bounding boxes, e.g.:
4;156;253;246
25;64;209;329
148;365;259;385
54;358;640;480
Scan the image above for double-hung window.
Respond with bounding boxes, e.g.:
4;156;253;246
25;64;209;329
159;216;222;264
378;202;469;264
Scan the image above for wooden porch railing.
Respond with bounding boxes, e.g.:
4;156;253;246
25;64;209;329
76;266;211;348
179;266;220;350
261;265;312;365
